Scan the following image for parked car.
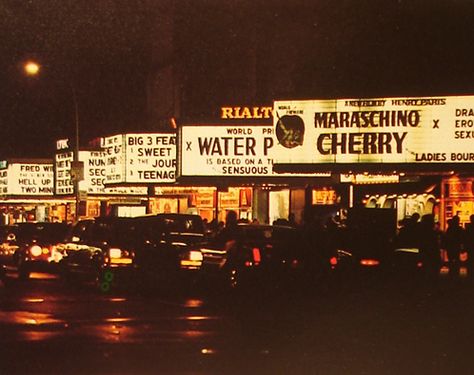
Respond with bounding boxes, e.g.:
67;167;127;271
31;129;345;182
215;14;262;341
199;224;308;292
330;208;425;282
131;213;206;288
0;222;69;280
59;217;138;285
328;208;396;280
60;214;206;290
0;264;5;284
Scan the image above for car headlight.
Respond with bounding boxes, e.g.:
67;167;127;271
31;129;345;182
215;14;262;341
30;245;43;257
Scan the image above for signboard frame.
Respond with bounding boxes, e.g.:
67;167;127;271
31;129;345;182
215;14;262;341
272;96;474;174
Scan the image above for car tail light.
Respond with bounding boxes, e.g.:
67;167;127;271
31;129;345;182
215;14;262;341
417;261;423;268
188;250;203;262
180;250;203;269
30;245;43;257
330;256;338;266
360;259;380;267
107;248;134;265
252;247;261;265
109;248;122;259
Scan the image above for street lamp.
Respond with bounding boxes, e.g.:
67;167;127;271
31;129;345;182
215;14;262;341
23;61;40;76
22;60;83;222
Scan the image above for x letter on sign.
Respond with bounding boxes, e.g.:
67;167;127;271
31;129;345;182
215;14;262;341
186;142;192;151
433;119;439;128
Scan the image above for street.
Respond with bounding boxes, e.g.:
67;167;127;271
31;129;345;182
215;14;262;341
1;270;474;374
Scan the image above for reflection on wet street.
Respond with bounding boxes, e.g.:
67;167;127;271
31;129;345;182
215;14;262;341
1;271;474;374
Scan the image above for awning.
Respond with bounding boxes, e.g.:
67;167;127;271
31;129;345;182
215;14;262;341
351;176;440;199
273;162;474;174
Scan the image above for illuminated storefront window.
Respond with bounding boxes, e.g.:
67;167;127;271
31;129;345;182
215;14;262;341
312;188;337;205
442;176;474;228
216;187;253;222
269;189;289;224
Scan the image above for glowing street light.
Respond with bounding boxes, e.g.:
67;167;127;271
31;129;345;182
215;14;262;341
22;59;83;222
23;61;40;76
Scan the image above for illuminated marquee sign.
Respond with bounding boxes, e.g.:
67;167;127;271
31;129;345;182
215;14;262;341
272;96;474;165
55;152;74;195
0;162;54;196
103;135;126;184
104;133;176;184
80;151;147;195
220;106;273;120
180;125;328;177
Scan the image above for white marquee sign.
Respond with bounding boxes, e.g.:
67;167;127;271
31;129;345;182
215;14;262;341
272;96;474;165
179;125;327;177
1;162;54;196
55;152;74;195
104;133;176;184
80;151;147;195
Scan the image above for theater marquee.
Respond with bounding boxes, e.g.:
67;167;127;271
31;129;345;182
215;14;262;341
179;125;276;177
272;96;474;165
103;133;176;184
179;125;329;177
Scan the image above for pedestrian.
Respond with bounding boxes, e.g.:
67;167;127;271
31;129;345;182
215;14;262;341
216;210;239;245
288;213;297;227
397;213;420;248
418;214;441;278
463;214;474;271
215;210;240;267
444;215;464;275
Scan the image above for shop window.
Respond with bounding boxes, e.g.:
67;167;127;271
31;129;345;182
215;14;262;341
382;199;395;209
269;190;289;224
366;197;378;208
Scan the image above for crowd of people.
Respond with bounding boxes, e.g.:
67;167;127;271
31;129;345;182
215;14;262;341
396;213;474;274
202;210;474;277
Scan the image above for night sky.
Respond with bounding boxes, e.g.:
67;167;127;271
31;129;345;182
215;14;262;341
1;0;474;159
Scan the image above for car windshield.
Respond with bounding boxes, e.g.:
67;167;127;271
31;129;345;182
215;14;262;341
239;225;298;244
161;216;204;234
135;215;204;238
87;220;136;243
12;223;69;242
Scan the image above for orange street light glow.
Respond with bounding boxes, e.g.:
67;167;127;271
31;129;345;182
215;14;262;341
24;61;40;76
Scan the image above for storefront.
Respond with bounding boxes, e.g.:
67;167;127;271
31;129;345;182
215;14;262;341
271;95;474;228
440;175;474;229
0;159;68;224
102;132;191;217
342;173;440;225
151;186;217;220
178;123;332;224
55;140;151;221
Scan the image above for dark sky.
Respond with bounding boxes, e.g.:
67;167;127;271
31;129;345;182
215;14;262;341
0;0;154;159
1;0;474;159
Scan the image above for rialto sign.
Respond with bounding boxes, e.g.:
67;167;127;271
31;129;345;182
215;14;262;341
272;96;474;164
220;106;272;120
179;125;328;177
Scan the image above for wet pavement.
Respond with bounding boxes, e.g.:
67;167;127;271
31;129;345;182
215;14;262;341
1;269;474;374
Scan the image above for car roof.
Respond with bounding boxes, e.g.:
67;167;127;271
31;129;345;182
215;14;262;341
134;213;203;220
